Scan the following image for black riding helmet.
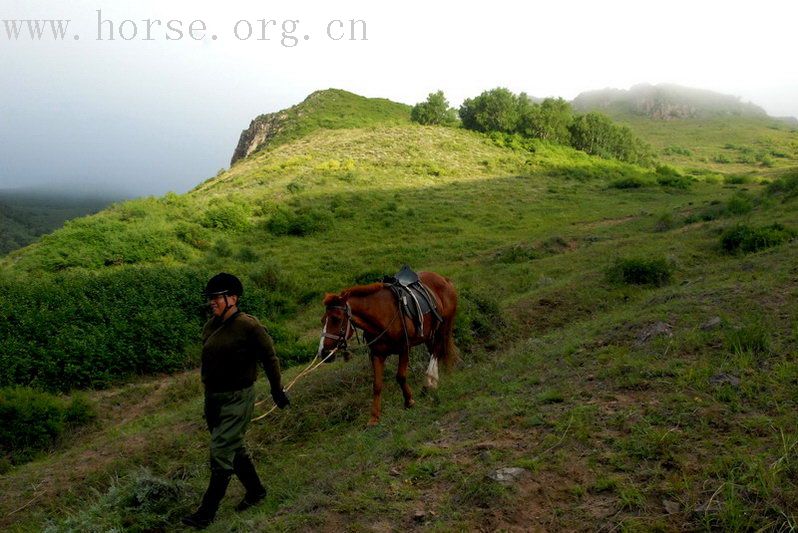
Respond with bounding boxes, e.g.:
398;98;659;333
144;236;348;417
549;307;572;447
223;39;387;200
203;272;244;298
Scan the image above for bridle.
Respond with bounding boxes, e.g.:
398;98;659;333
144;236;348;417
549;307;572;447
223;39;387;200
318;303;355;355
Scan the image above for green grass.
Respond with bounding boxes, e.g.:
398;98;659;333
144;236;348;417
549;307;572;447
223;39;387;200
1;95;797;531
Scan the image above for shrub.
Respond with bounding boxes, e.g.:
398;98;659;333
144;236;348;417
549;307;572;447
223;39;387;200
610;176;648;189
0;266;207;391
655;165;692;189
657;176;693;190
257;320;314;367
286;180;305;194
63;394;95;427
726;321;771;357
720;223;795;254
653;213;675;232
266;207;333;236
174;223;212;250
250;261;289;292
492;243;538;263
20;217;192;272
411;90;458;126
663;146;692;156
0;387;95;464
236;246;259;263
724;174;752;185
684;206;721;224
488;131;540;152
212;239;233;257
606;257;673;286
725;192;754;215
548;162;643;183
455;289;506;352
201;203;250;231
568;112;654;166
51;468;193;532
766;170;798;200
351;269;387;285
758;154;774;167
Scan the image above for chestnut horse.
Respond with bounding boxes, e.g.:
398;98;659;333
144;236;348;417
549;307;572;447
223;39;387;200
319;271;458;425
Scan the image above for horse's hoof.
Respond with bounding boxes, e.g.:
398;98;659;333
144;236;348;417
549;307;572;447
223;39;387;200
367;418;380;427
404;399;415;409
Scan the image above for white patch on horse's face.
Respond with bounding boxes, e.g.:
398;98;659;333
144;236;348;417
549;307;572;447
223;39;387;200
319;309;347;355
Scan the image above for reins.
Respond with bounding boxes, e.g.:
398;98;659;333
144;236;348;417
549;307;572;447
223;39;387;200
360;307;402;347
326;301;402;350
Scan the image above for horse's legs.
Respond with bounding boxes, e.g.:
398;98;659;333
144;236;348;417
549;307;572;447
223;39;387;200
368;354;386;426
397;347;415;409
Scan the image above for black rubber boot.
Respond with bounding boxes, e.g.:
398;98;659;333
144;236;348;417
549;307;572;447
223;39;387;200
233;453;267;512
182;469;232;529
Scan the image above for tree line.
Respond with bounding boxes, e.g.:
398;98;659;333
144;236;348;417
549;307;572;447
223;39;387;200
411;88;654;166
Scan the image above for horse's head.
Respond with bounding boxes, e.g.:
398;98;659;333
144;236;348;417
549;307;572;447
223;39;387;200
318;293;355;363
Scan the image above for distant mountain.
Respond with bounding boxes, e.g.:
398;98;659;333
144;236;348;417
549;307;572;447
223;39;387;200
0;189;122;255
231;88;411;165
572;83;771;120
775;116;798;127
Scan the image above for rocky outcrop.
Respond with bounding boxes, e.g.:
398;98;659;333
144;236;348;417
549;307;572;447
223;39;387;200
230;111;289;166
229;88;412;166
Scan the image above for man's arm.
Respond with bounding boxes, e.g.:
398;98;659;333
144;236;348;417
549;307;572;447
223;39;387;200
251;323;290;407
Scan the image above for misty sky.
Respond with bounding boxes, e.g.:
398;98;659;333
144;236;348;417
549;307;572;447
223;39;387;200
1;0;796;196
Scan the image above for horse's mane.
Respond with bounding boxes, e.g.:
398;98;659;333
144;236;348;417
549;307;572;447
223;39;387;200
323;282;385;306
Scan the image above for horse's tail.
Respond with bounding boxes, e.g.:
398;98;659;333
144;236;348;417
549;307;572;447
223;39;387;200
436;285;459;370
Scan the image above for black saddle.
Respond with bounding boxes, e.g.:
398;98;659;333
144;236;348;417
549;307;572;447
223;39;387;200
394;265;420;286
383;265;442;331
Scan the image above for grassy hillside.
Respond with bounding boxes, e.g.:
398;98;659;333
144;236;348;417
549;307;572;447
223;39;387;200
569;83;798;178
1;92;797;530
620;116;798;177
1;122;681;391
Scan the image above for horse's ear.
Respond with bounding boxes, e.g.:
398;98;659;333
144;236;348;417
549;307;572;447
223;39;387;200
322;293;337;306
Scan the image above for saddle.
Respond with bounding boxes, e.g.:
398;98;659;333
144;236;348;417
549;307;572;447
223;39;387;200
383;265;442;333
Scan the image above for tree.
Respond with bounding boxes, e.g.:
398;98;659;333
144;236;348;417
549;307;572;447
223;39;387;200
518;97;573;144
410;91;458;126
568;112;654;166
458;88;521;133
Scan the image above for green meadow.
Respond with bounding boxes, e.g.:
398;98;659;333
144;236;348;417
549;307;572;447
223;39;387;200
0;89;796;531
619;115;798;177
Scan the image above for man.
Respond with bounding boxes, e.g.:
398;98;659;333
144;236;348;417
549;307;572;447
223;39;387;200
183;272;290;529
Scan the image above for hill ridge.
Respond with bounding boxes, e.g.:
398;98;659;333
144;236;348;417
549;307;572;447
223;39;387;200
572;82;771;120
230;88;411;165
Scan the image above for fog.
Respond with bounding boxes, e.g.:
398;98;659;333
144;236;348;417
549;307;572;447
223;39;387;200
1;0;796;197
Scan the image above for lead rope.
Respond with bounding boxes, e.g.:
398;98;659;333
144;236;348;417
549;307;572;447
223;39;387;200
251;346;339;422
251;303;401;422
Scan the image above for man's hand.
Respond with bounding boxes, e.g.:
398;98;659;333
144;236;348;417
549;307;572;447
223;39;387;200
272;388;290;408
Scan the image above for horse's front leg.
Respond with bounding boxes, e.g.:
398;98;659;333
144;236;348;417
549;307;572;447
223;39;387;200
397;347;414;409
368;354;386;426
